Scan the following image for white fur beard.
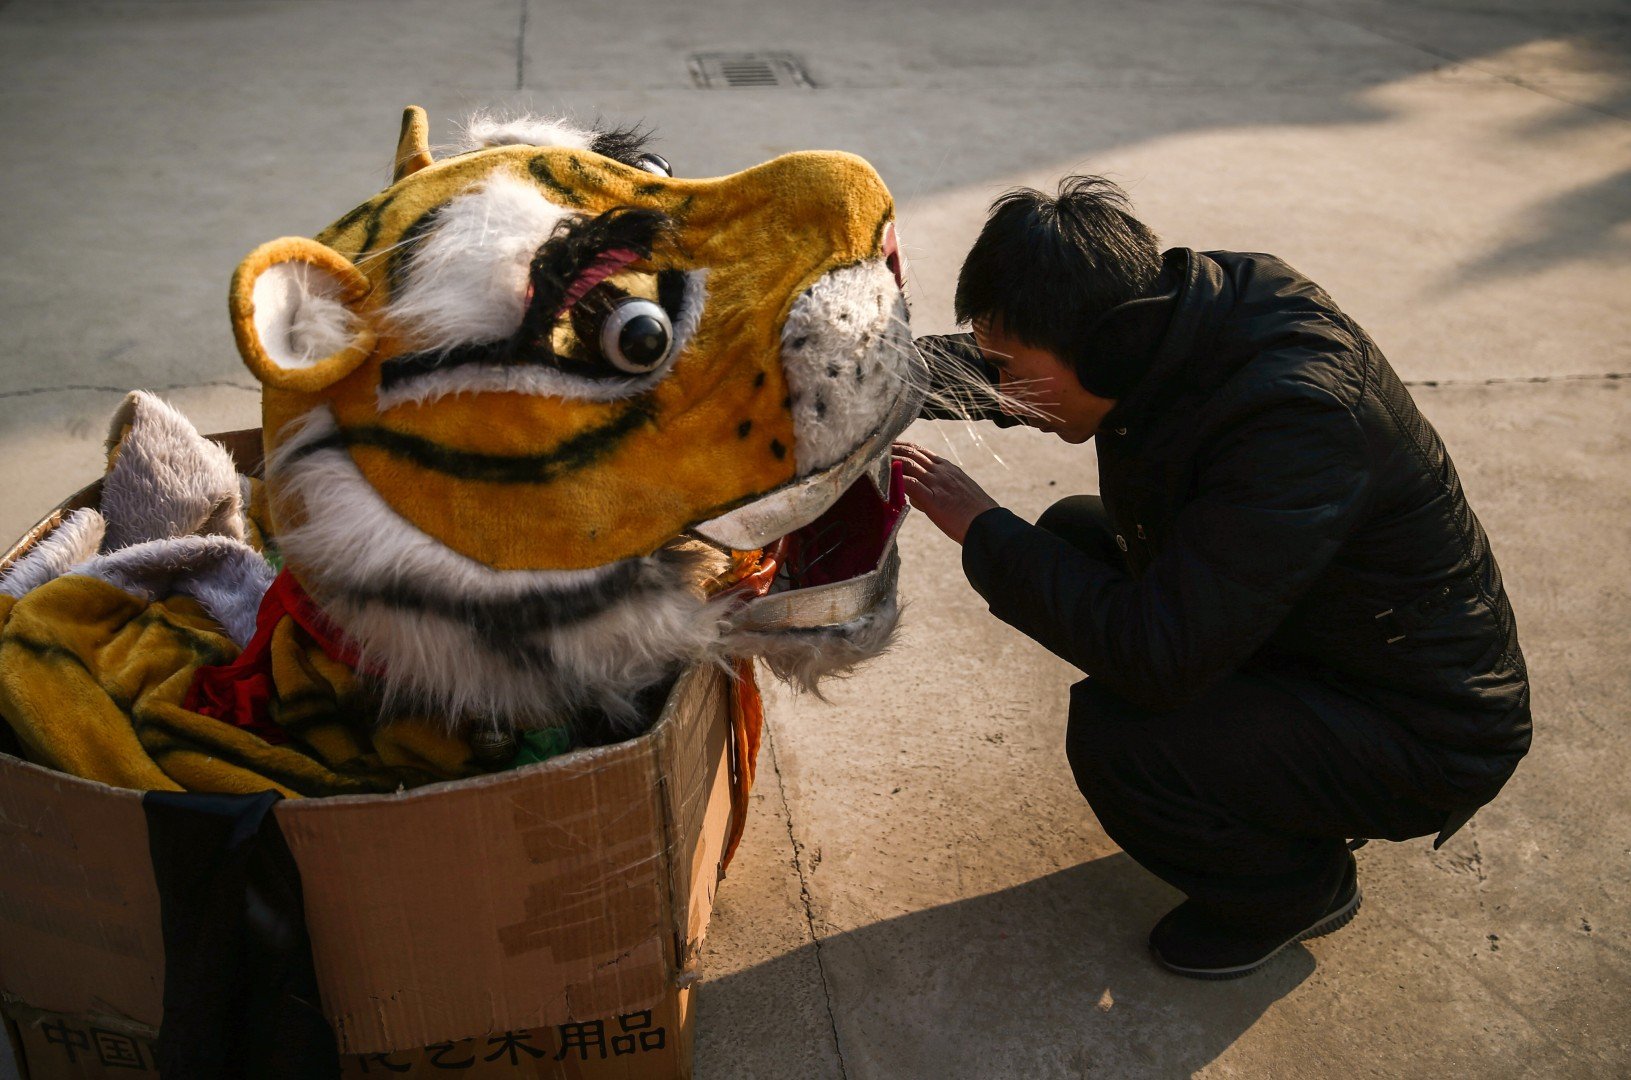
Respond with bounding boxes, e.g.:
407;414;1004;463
314;547;727;733
267;407;907;733
268;408;731;733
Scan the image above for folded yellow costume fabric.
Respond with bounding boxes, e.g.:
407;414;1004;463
0;575;483;797
0;103;905;802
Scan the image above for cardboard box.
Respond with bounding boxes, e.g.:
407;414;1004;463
0;432;744;1078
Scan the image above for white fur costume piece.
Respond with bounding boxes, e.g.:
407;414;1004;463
457;112;595;154
252;262;360;369
724;601;901;695
381;173;576;354
781;259;914;474
0;508;107;599
99;391;246;551
71;536;274;649
269;408;732;729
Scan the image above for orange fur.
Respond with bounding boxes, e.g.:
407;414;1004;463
233;111;895;573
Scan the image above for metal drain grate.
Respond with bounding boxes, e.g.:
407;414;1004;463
689;51;813;89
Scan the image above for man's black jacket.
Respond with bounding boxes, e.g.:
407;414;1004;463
919;249;1530;810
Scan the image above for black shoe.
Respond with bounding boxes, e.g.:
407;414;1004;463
1148;854;1361;980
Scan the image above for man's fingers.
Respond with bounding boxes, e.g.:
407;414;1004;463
898;470;939;499
893;444;954;479
891;441;940;467
899;471;934;499
896;456;931;478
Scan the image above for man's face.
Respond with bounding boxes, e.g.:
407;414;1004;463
973;320;1117;444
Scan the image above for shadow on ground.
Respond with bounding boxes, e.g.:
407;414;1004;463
704;855;1314;1079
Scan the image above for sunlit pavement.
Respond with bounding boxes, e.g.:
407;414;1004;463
2;2;1628;1076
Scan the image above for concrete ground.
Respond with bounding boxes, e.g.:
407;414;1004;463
1;0;1628;1076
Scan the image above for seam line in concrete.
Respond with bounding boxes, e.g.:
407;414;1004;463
0;381;259;401
764;718;851;1080
1281;1;1631;126
515;0;528;91
1404;371;1629;389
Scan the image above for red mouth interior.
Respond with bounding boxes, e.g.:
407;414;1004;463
882;222;905;289
776;460;907;589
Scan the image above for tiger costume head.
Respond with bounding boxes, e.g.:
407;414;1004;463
229;106;922;732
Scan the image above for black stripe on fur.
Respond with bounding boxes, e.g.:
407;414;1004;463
329;541;707;642
358;192;401;256
526;156;584;207
291;396;656;483
385;203;448;297
377;339;511;393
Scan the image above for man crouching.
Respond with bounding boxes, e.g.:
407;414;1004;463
898;176;1531;979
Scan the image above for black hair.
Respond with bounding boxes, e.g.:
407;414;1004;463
589;123;656;168
953;176;1163;391
517;206;672;342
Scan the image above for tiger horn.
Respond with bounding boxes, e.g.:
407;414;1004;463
393;105;435;182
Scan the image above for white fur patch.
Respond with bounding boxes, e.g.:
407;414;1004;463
382;173;574;355
673;267;708;357
251;261;360;370
268;408;732;730
724;595;901;696
69;534;274;647
781;259;914;474
374;270;710;411
457;112;595;153
0;508;107;598
100;391;246;551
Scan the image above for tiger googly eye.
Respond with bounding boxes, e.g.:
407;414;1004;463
635;152;672;177
600;297;674;374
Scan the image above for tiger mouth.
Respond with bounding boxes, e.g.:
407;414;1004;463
694;383;920;631
722;456;908;635
690;239;920;630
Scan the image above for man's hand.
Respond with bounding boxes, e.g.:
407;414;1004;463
893;442;1000;545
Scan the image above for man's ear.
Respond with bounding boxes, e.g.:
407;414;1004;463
230;237;376;393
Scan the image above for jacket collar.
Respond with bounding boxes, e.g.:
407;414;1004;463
1099;248;1233;445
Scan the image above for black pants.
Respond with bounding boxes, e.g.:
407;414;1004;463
1039;495;1447;926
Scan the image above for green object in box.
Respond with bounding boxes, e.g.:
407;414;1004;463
511;727;575;767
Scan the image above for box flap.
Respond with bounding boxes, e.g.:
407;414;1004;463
275;665;732;1056
2;462;740;1065
655;662;734;975
0;758;165;1029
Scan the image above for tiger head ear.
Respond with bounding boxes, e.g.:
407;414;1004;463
230;238;376;394
394;105;435;183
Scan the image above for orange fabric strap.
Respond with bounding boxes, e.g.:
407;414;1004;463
722;657;764;873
